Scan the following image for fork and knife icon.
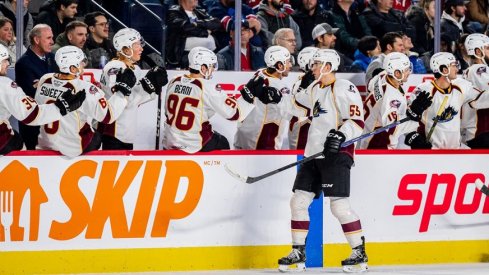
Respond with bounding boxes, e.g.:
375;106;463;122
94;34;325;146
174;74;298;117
0;191;13;242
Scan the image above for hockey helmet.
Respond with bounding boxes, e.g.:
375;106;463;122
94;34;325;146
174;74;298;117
188;46;218;78
113;28;145;52
383;52;412;77
264;45;291;68
311;49;340;72
465;33;489;56
430;52;459;74
55;46;87;75
297;46;319;71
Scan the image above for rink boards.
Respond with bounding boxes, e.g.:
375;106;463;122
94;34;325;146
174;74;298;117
0;150;489;274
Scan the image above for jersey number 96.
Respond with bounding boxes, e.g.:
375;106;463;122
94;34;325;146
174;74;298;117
166;94;200;131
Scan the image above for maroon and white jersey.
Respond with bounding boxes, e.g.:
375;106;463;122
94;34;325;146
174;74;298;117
234;69;293;150
0;76;63;149
288;75;312;150
163;74;254;153
416;78;489;149
36;73;128;157
359;74;418;149
294;78;365;158
461;64;489;143
99;60;156;144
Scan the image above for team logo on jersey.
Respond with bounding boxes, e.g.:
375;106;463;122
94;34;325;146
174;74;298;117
53;79;64;87
436;106;457;123
10;81;17;88
348;85;356;93
313;100;327;117
280;87;291;95
215;84;222;92
107;67;120;76
476;66;487;75
390;99;401;108
89;85;98;95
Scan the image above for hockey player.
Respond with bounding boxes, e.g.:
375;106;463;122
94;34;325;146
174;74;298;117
406;52;489;149
0;44;86;155
288;46;318;150
162;47;261;153
99;28;168;150
36;46;137;157
461;33;489;148
278;49;367;273
234;45;293;150
359;52;432;149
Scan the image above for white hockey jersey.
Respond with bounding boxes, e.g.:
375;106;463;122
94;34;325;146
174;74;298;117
0;76;63;149
99;60;156;144
288;75;312;150
461;64;489;143
162;74;254;153
359;74;418;149
234;69;294;150
416;78;489;149
294;78;364;158
36;73;128;157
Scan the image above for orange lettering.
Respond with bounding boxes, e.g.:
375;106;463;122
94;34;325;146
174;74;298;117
152;160;203;237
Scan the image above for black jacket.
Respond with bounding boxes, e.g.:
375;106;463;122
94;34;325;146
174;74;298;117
362;2;416;41
165;5;220;68
291;6;334;49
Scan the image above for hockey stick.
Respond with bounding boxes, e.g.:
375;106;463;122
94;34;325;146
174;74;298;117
426;96;448;142
475;179;489;196
155;92;162;150
225;116;411;184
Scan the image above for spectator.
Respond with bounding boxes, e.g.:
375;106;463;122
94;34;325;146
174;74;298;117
166;0;221;69
406;0;435;54
351;35;381;72
331;0;372;58
84;12;116;69
466;0;488;33
35;0;78;39
291;0;333;49
441;0;473;48
257;0;302;51
205;0;262;51
52;20;91;68
454;33;470;73
362;0;416;42
312;22;359;72
365;31;404;85
0;17;25;66
217;20;265;70
15;24;59;150
401;32;426;74
273;28;297;55
0;0;33;48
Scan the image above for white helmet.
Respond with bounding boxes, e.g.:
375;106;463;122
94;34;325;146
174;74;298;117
188;46;218;79
383;52;412;78
430;52;458;75
465;33;489;56
264;45;291;69
55;46;87;75
297;46;318;71
312;49;340;72
0;44;9;63
113;28;144;52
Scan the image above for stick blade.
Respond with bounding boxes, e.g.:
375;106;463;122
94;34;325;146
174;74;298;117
224;163;249;183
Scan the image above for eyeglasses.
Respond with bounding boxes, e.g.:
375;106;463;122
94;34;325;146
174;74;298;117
279;38;296;43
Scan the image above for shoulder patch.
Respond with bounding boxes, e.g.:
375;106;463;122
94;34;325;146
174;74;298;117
390;99;401;108
10;81;17;88
348;84;356;93
476;66;487;75
89;85;99;94
215;83;222;92
108;67;120;76
280;87;291;95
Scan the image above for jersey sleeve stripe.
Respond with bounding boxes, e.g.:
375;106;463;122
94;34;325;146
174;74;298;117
21;105;40;125
101;110;112;124
227;109;240;121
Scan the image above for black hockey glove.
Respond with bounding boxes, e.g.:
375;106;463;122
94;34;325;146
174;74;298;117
111;68;137;97
258;86;282;104
240;76;265;104
323;129;346;156
298;70;315;91
404;131;432;149
55;89;87;116
141;66;168;95
406;91;432;121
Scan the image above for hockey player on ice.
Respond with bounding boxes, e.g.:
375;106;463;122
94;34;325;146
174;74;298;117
278;49;367;273
99;28;168;150
0;44;86;155
36;45;137;157
162;47;258;153
288;46;318;150
359;52;432;149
